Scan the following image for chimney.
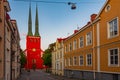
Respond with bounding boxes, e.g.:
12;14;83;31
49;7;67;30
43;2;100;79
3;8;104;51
91;14;97;22
74;30;78;34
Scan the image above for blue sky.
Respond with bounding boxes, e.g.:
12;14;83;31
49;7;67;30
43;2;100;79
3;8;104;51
8;0;106;50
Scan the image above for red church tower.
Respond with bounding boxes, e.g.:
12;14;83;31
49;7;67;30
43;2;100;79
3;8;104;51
25;4;43;69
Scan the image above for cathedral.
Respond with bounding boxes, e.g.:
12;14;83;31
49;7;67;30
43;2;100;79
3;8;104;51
25;4;43;69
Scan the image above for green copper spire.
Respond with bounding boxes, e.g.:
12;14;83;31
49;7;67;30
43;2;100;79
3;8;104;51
34;4;40;37
27;4;33;36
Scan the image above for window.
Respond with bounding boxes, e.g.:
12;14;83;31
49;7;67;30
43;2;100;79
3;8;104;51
30;39;33;42
69;43;72;51
79;37;84;48
69;57;72;66
65;45;68;53
65;59;67;66
109;48;119;66
73;56;77;66
86;32;92;46
113;74;118;80
79;55;84;66
105;4;111;12
73;40;77;50
60;51;62;58
108;18;118;38
87;54;92;66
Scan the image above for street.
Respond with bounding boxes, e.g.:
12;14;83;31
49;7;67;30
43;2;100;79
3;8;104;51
17;69;79;80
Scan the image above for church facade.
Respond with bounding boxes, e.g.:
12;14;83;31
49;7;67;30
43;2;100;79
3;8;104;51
25;5;43;69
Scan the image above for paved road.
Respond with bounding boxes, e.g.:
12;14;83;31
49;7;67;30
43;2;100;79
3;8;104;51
17;69;79;80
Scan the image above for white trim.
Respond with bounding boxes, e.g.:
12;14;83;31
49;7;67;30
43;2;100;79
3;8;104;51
97;22;100;72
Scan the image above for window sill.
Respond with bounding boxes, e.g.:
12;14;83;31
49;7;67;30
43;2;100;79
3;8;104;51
108;65;119;67
108;34;119;39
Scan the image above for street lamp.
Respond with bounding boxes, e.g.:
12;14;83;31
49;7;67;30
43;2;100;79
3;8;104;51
68;2;76;10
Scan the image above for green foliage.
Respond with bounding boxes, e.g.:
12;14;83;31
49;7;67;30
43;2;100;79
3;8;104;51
43;49;52;67
20;52;26;68
42;43;55;67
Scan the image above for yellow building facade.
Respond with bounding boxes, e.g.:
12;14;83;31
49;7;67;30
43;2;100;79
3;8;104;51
64;0;120;80
52;38;64;76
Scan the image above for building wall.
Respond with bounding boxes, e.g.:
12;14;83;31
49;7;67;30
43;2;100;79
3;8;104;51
5;20;11;80
26;36;43;69
0;1;5;80
11;20;21;80
64;25;96;71
98;0;120;73
64;0;120;80
0;1;21;80
52;49;56;74
52;39;64;76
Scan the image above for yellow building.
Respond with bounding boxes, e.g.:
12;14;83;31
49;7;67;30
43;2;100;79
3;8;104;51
64;0;120;80
52;38;65;76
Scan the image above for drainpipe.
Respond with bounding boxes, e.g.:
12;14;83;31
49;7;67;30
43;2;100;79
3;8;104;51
92;23;96;80
3;8;6;80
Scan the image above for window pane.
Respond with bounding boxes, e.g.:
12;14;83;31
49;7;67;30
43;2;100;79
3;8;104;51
115;56;118;64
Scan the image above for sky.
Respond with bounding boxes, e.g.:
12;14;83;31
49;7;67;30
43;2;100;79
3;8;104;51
8;0;106;50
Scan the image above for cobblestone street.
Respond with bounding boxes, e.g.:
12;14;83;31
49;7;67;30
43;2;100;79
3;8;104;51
17;69;79;80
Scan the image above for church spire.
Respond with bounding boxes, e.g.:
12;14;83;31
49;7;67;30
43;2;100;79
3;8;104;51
27;4;33;36
34;4;40;37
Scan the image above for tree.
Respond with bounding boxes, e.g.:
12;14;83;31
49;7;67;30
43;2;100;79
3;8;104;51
20;50;26;68
42;43;55;68
42;49;52;67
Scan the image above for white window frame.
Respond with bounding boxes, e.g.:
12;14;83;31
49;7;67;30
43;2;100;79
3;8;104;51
65;45;68;53
86;31;92;46
69;43;72;51
69;57;72;66
108;48;119;67
73;56;77;66
107;17;119;38
65;59;67;66
79;36;84;48
86;53;92;66
73;40;77;50
79;55;84;66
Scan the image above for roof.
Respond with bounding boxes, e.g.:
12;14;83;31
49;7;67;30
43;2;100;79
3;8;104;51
96;0;109;18
6;13;10;20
